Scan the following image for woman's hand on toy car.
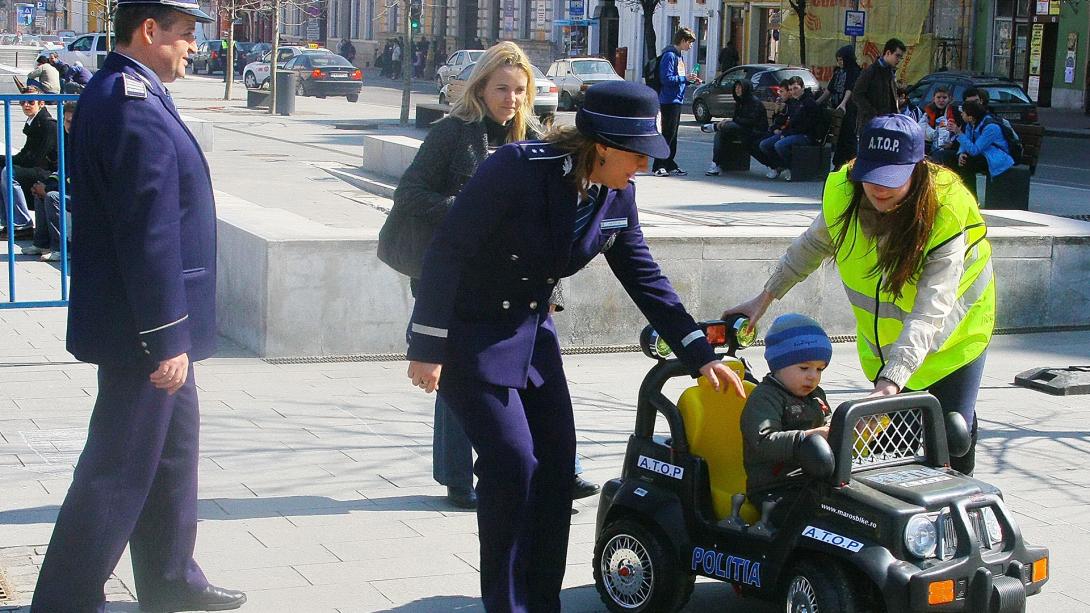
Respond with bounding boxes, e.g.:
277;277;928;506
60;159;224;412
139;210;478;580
723;290;775;335
866;377;900;398
804;425;830;439
700;361;747;398
408;361;442;393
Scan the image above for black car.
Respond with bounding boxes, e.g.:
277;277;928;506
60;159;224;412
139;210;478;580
192;40;227;75
691;64;820;123
907;72;1039;125
592;318;1050;613
284;53;363;102
240;42;272;70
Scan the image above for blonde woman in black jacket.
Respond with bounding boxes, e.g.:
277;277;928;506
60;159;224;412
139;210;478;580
390;42;596;509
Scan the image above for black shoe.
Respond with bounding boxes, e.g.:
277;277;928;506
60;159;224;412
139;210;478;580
140;585;247;612
447;486;478;509
573;476;600;500
0;226;33;240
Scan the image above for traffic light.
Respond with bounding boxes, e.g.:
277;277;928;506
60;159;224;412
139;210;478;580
409;0;421;31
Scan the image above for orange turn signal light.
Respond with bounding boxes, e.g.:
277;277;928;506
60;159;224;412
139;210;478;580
705;324;727;346
927;580;955;605
1032;557;1048;582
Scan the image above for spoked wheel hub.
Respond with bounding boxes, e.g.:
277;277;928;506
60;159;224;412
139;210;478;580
786;575;819;613
601;534;653;607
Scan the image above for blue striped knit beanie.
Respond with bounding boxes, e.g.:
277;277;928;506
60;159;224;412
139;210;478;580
764;313;832;372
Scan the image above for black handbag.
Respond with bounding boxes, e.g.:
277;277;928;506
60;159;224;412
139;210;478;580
377;205;434;280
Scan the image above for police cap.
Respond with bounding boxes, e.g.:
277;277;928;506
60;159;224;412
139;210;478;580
115;0;214;23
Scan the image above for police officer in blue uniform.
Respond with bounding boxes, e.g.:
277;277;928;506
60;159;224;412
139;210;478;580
406;81;747;613
31;1;246;611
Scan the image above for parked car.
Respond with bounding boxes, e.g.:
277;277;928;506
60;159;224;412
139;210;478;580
545;57;624;110
0;34;17;46
907;71;1039;124
283;53;362;102
435;49;485;88
239;42;272;70
38;35;64;50
56;33;113;71
232;41;257;74
191;39;227;74
439;62;558;117
242;46;332;89
690;63;820;123
57;31;77;44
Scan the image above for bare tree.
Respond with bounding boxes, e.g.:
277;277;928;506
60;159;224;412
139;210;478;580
787;0;807;67
234;0;326;113
619;0;667;64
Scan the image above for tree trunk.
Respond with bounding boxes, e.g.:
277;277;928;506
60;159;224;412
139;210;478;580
269;0;280;114
225;18;235;100
400;3;412;125
797;13;806;66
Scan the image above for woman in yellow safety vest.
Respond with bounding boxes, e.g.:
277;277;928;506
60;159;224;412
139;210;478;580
730;114;994;474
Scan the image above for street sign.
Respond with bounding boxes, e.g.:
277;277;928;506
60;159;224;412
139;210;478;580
36;0;46;11
569;0;584;17
17;4;35;26
554;18;597;27
844;10;865;37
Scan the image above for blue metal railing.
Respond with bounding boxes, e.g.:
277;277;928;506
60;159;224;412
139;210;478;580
2;92;79;309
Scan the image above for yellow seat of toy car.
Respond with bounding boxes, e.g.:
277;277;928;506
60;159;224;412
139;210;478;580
677;357;760;524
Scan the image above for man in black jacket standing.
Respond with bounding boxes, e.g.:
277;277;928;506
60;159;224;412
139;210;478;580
0;85;57;240
703;79;768;175
853;38;905;133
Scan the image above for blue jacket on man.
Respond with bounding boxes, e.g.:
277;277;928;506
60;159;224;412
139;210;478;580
957;115;1014;178
67;52;217;367
408;141;716;388
657;45;689;106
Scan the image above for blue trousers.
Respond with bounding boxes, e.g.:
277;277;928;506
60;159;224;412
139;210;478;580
433;394;583;490
32;364;208;613
439;371;575;613
907;349;987;475
758;133;811;170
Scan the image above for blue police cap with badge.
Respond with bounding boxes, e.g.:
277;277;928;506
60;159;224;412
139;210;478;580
115;0;214;22
575;81;670;160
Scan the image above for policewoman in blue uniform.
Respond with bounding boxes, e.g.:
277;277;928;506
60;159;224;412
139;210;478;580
406;81;747;613
31;1;245;611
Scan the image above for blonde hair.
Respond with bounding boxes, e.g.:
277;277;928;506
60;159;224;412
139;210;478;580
450;41;540;142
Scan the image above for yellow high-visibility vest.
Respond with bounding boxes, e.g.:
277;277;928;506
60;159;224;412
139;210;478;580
823;165;995;389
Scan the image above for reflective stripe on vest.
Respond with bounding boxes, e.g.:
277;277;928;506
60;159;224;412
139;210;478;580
823;165;995;389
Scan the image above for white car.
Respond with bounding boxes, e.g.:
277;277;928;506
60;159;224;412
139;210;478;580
435;49;485;88
546;57;624;110
55;33;113;71
242;45;331;89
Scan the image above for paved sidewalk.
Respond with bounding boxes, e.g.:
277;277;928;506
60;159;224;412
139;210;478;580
0;259;1089;612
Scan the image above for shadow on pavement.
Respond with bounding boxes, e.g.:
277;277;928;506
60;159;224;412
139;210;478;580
374;595;482;611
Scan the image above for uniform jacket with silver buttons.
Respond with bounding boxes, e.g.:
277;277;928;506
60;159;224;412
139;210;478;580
408;141;716;388
66;53;217;367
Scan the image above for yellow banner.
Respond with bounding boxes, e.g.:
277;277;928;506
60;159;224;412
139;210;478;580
779;1;934;86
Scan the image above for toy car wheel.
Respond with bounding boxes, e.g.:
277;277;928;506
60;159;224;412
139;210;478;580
593;518;694;613
783;557;856;613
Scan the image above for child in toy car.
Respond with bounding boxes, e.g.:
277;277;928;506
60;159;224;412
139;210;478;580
741;313;833;507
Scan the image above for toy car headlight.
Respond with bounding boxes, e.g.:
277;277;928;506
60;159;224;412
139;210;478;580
732;317;757;348
981;507;1003;548
639;325;673;360
904;514;938;558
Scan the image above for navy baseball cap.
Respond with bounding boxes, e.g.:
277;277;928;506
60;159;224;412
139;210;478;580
850;114;925;188
576;81;670;159
116;0;214;22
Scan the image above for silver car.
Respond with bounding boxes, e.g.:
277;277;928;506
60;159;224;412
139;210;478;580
545;57;623;110
436;49;485;88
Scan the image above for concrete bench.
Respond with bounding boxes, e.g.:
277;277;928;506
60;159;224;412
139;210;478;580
361;134;422;180
718;138;752;171
416;102;450;129
179;115;214;152
246;89;269;108
789;143;832;182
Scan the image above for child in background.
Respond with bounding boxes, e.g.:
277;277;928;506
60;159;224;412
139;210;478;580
741;313;833;506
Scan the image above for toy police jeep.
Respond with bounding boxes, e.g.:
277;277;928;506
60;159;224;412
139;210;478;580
592;318;1050;613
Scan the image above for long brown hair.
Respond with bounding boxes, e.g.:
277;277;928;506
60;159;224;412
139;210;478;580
831;161;941;299
542;125;599;199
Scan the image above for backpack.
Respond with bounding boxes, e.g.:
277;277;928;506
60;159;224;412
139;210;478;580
643;54;663;92
981;116;1024;162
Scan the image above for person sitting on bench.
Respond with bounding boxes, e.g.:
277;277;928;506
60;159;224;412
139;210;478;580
757;76;819;181
950;99;1014;200
703;79;769;176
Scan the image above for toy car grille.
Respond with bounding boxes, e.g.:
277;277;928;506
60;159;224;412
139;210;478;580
851;409;926;468
939;507;1004;560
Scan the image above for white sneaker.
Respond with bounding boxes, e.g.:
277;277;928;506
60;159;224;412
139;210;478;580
765;168;781;179
20;245;45;255
41;251;62;262
653;168;668;177
783;170;792;181
700;123;716;133
705;163;721;176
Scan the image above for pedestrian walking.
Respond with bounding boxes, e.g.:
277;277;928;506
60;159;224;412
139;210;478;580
338;36;356;64
391;38;402;78
815;44;861;168
31;1;246;611
652;27;702;177
852;38;905;134
405;81;746;612
729;114;994;476
717;39;739;74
